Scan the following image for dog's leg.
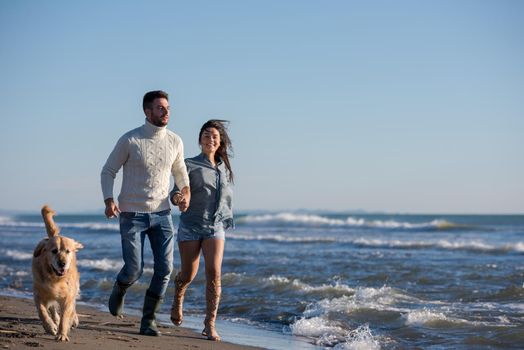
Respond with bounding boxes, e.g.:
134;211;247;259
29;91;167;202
56;299;74;341
71;302;79;329
49;303;60;326
71;312;79;329
35;298;58;336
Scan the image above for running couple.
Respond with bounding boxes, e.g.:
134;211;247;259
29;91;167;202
101;90;234;341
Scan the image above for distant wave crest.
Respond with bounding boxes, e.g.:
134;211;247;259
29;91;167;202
0;219;119;232
404;309;470;327
2;249;32;261
222;273;354;297
228;233;524;254
238;213;460;230
77;258;122;271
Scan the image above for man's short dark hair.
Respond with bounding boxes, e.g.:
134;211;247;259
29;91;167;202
143;90;169;111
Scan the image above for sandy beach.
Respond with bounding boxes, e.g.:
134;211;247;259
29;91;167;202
0;295;264;350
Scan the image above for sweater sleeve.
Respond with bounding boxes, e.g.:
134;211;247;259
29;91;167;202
170;159;192;205
171;137;190;190
100;136;129;200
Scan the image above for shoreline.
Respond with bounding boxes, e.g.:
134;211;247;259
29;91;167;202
0;294;265;350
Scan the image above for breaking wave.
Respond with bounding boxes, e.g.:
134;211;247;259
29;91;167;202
77;258;122;271
290;286;404;348
0;219;119;232
228;233;524;254
1;249;32;261
238;213;462;230
223;272;355;296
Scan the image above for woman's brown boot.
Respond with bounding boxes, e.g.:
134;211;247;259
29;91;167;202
170;273;190;326
202;278;221;341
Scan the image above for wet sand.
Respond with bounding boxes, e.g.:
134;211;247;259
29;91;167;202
0;295;264;350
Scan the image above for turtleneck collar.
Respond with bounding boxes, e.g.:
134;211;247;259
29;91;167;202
143;119;167;138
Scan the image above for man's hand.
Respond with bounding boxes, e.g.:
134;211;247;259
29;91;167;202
104;198;121;219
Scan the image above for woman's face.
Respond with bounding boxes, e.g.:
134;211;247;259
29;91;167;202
200;127;221;155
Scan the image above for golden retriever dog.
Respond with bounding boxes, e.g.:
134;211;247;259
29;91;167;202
32;205;84;341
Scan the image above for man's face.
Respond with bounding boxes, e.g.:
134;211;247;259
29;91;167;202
145;97;170;127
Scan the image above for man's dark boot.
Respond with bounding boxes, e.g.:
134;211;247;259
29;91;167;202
108;281;128;317
139;290;163;336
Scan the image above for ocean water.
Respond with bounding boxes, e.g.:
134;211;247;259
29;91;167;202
1;211;523;349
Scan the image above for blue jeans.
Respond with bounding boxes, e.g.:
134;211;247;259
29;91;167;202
117;209;174;297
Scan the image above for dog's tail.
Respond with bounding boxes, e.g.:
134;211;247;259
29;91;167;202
41;205;60;237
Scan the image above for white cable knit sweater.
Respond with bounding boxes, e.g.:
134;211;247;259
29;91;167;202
101;120;190;213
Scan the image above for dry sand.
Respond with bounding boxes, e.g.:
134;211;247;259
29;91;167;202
0;295;264;350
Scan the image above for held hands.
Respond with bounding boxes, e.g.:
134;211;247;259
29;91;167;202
104;198;121;219
172;187;191;212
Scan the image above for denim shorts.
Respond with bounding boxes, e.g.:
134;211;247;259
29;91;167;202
177;221;225;242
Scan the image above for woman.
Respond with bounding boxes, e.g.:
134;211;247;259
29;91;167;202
170;119;234;341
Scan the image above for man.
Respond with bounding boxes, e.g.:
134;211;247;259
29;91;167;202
101;90;190;336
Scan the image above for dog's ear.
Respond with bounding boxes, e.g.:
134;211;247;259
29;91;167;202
33;239;48;257
74;241;84;251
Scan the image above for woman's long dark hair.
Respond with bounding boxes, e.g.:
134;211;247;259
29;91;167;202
199;119;234;183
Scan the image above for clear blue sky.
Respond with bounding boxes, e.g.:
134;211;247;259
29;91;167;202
1;0;523;214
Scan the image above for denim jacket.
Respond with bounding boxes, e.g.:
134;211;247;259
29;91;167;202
171;153;233;234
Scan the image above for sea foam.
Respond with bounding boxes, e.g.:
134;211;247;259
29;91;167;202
265;275;355;294
403;308;478;328
333;324;381;350
222;272;355;296
290;286;420;348
291;318;381;349
404;309;452;326
302;286;410;318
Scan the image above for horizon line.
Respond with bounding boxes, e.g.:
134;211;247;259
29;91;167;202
1;208;523;216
